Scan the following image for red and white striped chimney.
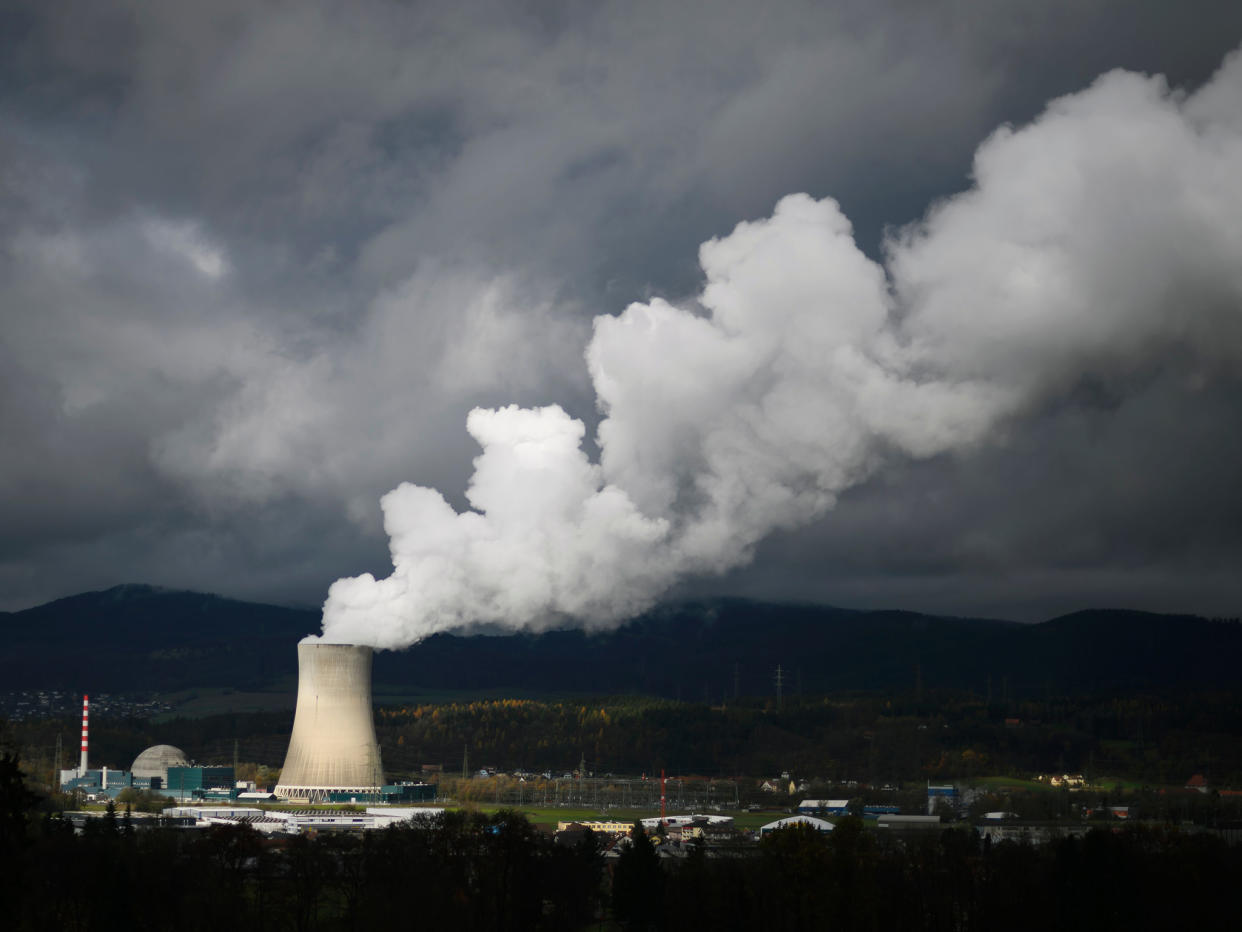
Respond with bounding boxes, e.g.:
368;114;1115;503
79;694;89;775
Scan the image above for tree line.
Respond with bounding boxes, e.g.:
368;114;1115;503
620;817;1242;931
9;688;1242;789
2;773;1239;931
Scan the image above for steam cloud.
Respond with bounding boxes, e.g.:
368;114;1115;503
320;49;1242;650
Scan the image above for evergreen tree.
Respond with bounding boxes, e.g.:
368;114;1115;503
612;823;664;929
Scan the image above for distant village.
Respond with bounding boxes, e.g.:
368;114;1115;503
0;689;172;721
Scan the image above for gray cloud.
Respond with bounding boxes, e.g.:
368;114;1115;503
1;0;1240;621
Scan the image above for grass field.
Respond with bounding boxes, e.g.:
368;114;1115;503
971;775;1050;791
151;687;294;720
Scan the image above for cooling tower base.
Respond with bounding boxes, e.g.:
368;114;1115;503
274;784;384;804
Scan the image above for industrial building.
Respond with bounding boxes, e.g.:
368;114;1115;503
61;764;237;801
60;767;135;798
57;696;237;801
62;639;408;807
878;814;943;831
165;766;236;800
928;784;960;814
163;805;446;834
759;815;835;835
639;814;734;831
305;782;437;804
797;798;850;815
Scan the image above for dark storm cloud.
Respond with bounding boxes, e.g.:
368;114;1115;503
1;0;1240;619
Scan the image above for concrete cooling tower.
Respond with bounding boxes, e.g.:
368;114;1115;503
275;642;384;803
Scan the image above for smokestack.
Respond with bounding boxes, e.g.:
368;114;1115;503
275;643;384;803
79;694;89;775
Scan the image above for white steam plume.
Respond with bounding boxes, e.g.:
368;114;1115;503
320;49;1242;649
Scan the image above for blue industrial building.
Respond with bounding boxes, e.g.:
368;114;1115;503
61;765;237;801
165;766;235;799
60;768;141;797
797;798;850;815
928;784;960;814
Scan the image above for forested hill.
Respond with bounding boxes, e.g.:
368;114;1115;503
0;584;315;692
0;585;1237;698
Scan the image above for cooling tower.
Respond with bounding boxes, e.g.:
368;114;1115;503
275;642;384;803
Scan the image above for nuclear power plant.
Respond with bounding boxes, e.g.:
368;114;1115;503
60;695;235;801
275;642;385;803
58;640;433;808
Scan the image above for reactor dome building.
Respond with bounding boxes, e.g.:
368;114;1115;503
275;641;384;803
131;744;190;784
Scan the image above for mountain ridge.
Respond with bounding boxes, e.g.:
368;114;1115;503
0;584;1236;698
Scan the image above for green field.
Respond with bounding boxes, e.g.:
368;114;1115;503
151;687;295;719
971;775;1051;791
972;773;1146;792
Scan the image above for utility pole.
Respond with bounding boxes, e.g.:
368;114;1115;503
233;739;239;780
775;665;784;710
660;769;666;826
462;744;469;780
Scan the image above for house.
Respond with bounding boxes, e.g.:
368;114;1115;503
1047;773;1086;788
1084;805;1131;820
553;823;594;848
554;819;633;835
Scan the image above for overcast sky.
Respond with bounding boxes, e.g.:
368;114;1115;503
2;0;1240;626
